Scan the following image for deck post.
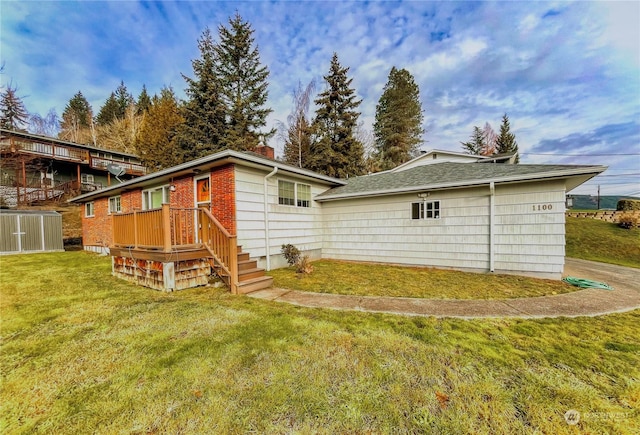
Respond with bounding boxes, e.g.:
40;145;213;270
229;236;238;294
162;204;172;252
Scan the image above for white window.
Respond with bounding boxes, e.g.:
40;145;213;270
85;202;95;217
412;200;440;219
142;185;170;210
278;180;311;208
109;196;121;214
81;173;94;184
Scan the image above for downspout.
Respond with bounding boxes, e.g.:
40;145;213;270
263;167;278;271
489;181;495;273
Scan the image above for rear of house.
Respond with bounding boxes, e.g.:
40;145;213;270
70;148;605;291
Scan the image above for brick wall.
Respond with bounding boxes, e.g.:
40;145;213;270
170;175;195;208
121;190;141;212
211;164;236;234
82;197;112;247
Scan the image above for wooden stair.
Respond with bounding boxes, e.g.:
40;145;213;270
210;247;273;294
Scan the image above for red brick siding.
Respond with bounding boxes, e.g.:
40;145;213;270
210;164;236;235
121;191;141;212
82;197;112;247
171;175;195;208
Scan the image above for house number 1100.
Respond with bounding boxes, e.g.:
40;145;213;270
533;204;553;211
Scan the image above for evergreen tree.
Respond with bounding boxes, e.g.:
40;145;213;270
96;92;119;126
137;85;152;115
281;80;315;168
495;113;519;162
460;126;485;155
136;87;184;170
178;27;227;161
0;85;29;130
214;13;273;151
96;81;134;125
59;91;94;143
373;67;424;170
309;53;365;178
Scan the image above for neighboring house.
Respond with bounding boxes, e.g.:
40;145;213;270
0;129;146;206
69;147;605;293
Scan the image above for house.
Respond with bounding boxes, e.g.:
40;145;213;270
0;129;146;206
69;147;605;293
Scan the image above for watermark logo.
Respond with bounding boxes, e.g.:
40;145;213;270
564;409;581;425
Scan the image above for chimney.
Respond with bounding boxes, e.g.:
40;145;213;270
254;144;275;160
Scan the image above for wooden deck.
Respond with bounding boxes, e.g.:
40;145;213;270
111;205;272;293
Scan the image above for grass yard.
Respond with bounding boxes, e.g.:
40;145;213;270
1;252;639;434
269;261;575;299
565;217;640;268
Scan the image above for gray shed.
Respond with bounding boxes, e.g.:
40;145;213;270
0;209;64;254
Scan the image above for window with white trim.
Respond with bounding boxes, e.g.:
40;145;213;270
81;173;94;184
85;202;95;217
278;180;311;208
412;200;440;219
142;185;170;210
108;196;121;214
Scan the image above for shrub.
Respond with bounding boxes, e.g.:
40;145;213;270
618;213;638;229
281;244;301;266
296;255;314;275
616;199;640;211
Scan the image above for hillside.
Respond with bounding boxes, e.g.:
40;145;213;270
568;194;640;210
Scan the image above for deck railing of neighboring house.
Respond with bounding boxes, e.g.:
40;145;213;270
111;205;238;293
90;157;147;176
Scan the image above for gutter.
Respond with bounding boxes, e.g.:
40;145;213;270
263;167;278;271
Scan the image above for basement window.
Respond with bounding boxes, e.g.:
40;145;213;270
412;200;440;219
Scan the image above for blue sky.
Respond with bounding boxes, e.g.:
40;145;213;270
2;0;639;196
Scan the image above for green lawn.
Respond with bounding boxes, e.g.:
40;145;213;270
566;217;640;268
1;252;639;434
269;260;575;299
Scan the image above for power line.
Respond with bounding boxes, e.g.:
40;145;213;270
521;152;640;156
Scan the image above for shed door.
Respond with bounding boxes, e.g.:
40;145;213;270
0;214;19;252
20;215;44;251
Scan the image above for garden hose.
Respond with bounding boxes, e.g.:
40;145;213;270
563;276;614;290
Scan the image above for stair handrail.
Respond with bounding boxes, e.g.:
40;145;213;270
197;207;239;294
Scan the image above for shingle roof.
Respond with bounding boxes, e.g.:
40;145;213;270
315;162;605;201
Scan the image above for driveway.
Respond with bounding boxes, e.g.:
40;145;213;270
247;258;640;319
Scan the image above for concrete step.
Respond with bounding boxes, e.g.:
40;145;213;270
237;276;273;294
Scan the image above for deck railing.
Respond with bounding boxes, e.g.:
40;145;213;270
111;205;238;293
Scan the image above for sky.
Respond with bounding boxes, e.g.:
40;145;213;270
1;0;639;196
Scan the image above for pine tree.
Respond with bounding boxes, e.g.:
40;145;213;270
309;53;365;178
59;91;94;143
96;92;120;126
136;87;184;170
0;85;29;130
281;80;315;168
461;126;485;155
137;85;152;115
373;67;424;170
178;27;227;161
96;81;134;125
214;13;273;151
495;113;519;162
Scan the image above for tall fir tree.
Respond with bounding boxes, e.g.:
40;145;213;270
214;13;273;151
178;27;227;161
136;85;152;115
96;81;134;125
373;67;424;170
281;80;315;168
136;87;184;170
309;53;365;178
59;91;93;143
460;126;485;155
0;85;29;130
495;113;519;162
